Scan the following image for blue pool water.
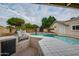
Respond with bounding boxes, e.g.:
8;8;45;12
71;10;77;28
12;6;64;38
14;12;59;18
32;33;56;37
54;36;79;45
32;34;79;45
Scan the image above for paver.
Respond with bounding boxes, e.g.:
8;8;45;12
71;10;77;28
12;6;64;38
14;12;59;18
39;37;79;56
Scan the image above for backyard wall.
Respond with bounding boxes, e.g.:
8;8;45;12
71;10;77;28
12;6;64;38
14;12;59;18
0;27;16;37
26;29;35;33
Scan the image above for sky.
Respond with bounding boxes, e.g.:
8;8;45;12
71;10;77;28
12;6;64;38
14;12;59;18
0;3;79;26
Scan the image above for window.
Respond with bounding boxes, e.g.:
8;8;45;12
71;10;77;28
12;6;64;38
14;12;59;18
72;25;79;30
72;26;75;30
76;25;79;30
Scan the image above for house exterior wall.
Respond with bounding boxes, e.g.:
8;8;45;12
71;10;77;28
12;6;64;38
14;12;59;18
50;23;66;35
65;20;79;38
57;23;66;35
50;23;59;34
50;19;79;38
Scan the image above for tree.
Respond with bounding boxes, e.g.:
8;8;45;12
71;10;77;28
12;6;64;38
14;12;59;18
25;23;33;29
32;24;39;28
40;16;56;32
7;17;25;26
41;16;56;28
25;23;39;33
42;17;48;28
32;24;39;34
7;17;25;32
20;25;26;30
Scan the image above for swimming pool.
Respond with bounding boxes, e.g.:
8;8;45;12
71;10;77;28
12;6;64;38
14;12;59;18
32;33;56;37
32;34;79;45
54;36;79;45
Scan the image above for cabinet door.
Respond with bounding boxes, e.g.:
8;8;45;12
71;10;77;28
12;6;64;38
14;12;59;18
1;39;16;56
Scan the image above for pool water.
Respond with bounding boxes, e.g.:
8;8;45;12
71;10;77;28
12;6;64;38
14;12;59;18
32;34;79;45
32;33;56;37
54;36;79;45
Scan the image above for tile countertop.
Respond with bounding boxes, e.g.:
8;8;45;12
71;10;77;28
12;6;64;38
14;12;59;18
0;34;43;42
39;37;79;56
0;35;16;42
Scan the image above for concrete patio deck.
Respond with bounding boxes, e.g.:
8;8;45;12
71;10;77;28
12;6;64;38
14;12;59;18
12;47;38;56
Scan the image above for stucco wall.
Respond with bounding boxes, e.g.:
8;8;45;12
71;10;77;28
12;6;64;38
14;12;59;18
0;27;16;37
50;23;59;34
65;20;79;38
57;23;66;35
50;20;79;38
30;37;42;55
50;23;66;35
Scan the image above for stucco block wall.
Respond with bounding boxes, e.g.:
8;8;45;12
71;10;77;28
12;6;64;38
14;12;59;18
30;37;41;49
0;27;16;37
30;37;42;55
0;28;9;35
16;37;30;53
